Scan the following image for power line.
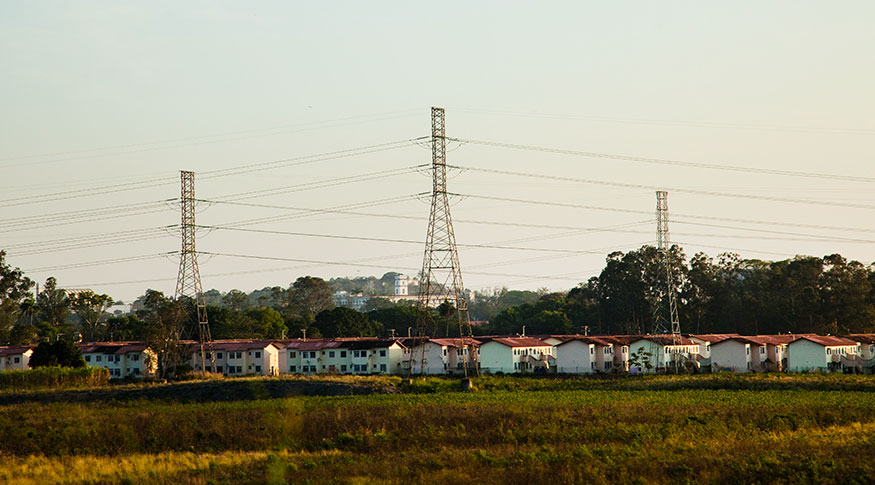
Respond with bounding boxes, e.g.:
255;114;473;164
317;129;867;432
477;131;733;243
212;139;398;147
0;139;427;208
197;224;630;255
449;107;875;136
0;109;423;167
448;138;875;184
449;165;875;210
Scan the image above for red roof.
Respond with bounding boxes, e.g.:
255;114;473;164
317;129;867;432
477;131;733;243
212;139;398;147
487;337;551;348
0;346;34;357
690;334;741;344
427;338;481;348
792;335;858;347
633;335;696;346
845;334;875;344
556;337;614;347
210;340;277;352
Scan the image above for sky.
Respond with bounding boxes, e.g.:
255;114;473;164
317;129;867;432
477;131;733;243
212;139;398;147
2;1;874;303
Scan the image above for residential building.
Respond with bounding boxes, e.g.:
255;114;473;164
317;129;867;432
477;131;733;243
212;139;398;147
79;342;156;378
196;340;279;376
786;335;861;373
0;346;34;371
479;337;554;374
628;336;700;373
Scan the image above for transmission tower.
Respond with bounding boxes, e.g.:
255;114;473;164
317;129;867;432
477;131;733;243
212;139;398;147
414;107;478;377
653;190;681;344
175;170;216;374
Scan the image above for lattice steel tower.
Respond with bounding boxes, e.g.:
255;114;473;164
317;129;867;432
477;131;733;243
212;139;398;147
415;107;477;376
653;190;681;343
175;170;215;374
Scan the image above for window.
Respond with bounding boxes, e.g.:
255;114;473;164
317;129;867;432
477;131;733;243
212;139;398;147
590;347;594;355
85;355;91;362
746;347;750;355
255;351;261;359
217;352;223;359
133;368;140;375
590;362;595;370
443;349;448;356
289;351;296;358
290;365;297;372
514;363;519;370
237;352;242;359
131;354;139;361
605;362;612;370
13;357;20;364
379;350;386;357
96;356;102;362
341;365;347;372
747;362;751;369
329;351;335;358
340;351;347;358
236;366;242;373
255;365;261;372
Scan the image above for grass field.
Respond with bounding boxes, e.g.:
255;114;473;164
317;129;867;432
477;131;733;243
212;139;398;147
2;375;875;483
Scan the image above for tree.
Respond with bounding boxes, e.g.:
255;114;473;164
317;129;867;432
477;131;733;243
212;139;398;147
29;340;86;368
70;291;113;342
222;289;250;312
248;307;287;339
314;307;380;338
35;277;71;341
137;290;187;378
290;276;335;317
0;250;34;344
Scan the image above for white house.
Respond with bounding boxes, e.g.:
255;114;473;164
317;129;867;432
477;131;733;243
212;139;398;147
846;334;875;372
555;337;615;374
0;346;34;371
196;340;279;376
280;340;340;374
403;337;480;375
786;335;861;373
708;337;765;373
628;336;700;373
341;339;406;375
79;342;156;378
600;336;635;371
479;337;554;374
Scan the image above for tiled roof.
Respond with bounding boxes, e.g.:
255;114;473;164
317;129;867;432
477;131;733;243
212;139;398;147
690;334;741;344
427;338;481;348
556;336;614;347
633;335;696;346
845;334;875;344
0;346;34;357
792;335;859;347
487;337;552;348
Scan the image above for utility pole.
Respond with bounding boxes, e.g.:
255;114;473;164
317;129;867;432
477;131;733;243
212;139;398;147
175;170;216;374
654;191;682;365
414;107;478;377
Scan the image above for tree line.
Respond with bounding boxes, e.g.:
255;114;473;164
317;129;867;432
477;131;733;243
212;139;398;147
483;245;875;337
4;245;875;350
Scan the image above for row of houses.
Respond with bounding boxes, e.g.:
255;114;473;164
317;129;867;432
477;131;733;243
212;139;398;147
1;332;873;378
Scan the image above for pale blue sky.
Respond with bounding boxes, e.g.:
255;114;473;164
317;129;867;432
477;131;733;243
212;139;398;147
2;1;874;301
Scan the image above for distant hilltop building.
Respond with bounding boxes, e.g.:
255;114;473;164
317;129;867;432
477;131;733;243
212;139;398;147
394;274;409;296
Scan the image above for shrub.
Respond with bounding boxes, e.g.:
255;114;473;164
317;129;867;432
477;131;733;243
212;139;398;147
0;366;109;390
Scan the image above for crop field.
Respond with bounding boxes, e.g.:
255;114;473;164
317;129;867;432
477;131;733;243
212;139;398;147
2;376;875;484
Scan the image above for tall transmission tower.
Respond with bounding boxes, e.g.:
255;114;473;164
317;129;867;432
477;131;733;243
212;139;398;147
653;190;681;343
175;170;216;374
414;107;478;377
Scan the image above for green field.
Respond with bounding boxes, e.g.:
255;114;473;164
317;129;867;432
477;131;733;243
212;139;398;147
2;375;875;484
